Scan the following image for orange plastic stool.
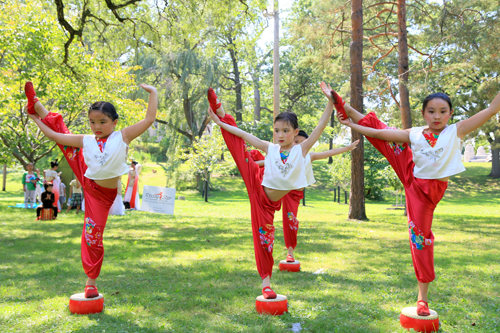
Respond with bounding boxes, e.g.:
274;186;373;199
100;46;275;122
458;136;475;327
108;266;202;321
255;294;288;315
69;293;104;315
279;259;300;272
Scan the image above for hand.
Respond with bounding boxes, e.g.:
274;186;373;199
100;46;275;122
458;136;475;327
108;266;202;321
336;113;352;126
208;106;222;125
139;84;157;94
27;113;39;121
320;81;333;101
347;139;360;151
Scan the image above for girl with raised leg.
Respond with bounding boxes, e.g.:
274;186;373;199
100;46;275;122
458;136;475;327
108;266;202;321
334;89;500;315
253;131;359;263
207;83;334;298
25;81;157;298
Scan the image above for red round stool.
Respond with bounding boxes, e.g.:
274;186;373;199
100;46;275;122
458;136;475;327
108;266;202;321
400;307;439;332
69;293;104;314
278;260;300;272
255;294;288;315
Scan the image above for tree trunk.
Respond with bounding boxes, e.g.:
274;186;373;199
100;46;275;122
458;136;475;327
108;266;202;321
253;75;261;122
273;0;280;127
398;0;411;216
228;40;243;122
2;164;6;191
398;0;411;129
489;137;500;178
348;0;367;221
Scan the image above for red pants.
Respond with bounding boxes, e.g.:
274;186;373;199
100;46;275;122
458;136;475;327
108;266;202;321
42;112;117;279
359;112;448;283
250;150;304;250
218;114;281;279
281;190;303;249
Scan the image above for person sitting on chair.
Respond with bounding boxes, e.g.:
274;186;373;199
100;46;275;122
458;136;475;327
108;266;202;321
37;182;58;220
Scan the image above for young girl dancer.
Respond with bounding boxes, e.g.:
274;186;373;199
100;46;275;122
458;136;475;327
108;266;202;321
25;81;157;298
253;131;359;262
335;90;500;315
207;82;334;298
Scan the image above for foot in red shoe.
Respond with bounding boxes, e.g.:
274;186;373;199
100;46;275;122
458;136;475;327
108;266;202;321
262;286;277;299
416;300;430;316
331;90;347;119
24;82;39;115
207;87;221;112
286;254;295;262
84;285;99;298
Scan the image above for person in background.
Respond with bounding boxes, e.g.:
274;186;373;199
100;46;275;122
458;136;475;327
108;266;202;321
66;178;82;214
36;182;58;220
59;181;67;209
22;162;38;208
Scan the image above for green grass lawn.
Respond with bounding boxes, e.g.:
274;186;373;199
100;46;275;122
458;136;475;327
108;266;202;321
0;162;499;332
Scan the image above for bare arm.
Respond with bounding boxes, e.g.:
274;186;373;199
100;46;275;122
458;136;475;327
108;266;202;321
337;114;411;143
310;140;360;161
255;160;265;167
208;107;270;153
300;82;335;156
121;84;158;145
28;114;85;148
456;90;500;139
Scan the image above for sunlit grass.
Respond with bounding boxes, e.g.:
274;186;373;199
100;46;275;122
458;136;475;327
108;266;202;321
0;162;499;332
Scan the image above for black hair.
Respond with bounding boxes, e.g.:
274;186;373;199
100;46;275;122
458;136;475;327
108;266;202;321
422;93;452;112
50;161;58;168
297;130;309;139
88;101;119;121
274;112;299;129
131;161;138;165
44;182;53;190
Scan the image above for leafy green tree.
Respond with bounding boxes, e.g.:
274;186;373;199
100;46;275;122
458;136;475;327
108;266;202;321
181;125;230;200
0;0;146;169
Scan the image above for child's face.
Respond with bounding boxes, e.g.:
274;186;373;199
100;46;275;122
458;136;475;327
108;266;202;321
27;164;34;172
422;98;453;131
294;135;307;145
46;186;53;192
274;120;299;148
89;110;117;139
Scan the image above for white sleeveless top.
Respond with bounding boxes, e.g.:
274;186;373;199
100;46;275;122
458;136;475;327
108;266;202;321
82;131;129;180
410;124;465;179
45;169;58;179
262;144;315;190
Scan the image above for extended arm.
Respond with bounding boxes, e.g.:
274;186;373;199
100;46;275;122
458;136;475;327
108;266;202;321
310;140;360;161
337;114;411;143
255;160;265;167
208;107;270;153
28;114;85;148
456;90;500;139
121;84;158;145
300;82;335;156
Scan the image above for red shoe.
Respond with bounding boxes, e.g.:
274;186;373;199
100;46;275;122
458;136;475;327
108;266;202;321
286;254;295;262
84;285;99;298
262;286;277;299
331;90;347;120
207;87;221;112
417;300;430;316
24;82;39;115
